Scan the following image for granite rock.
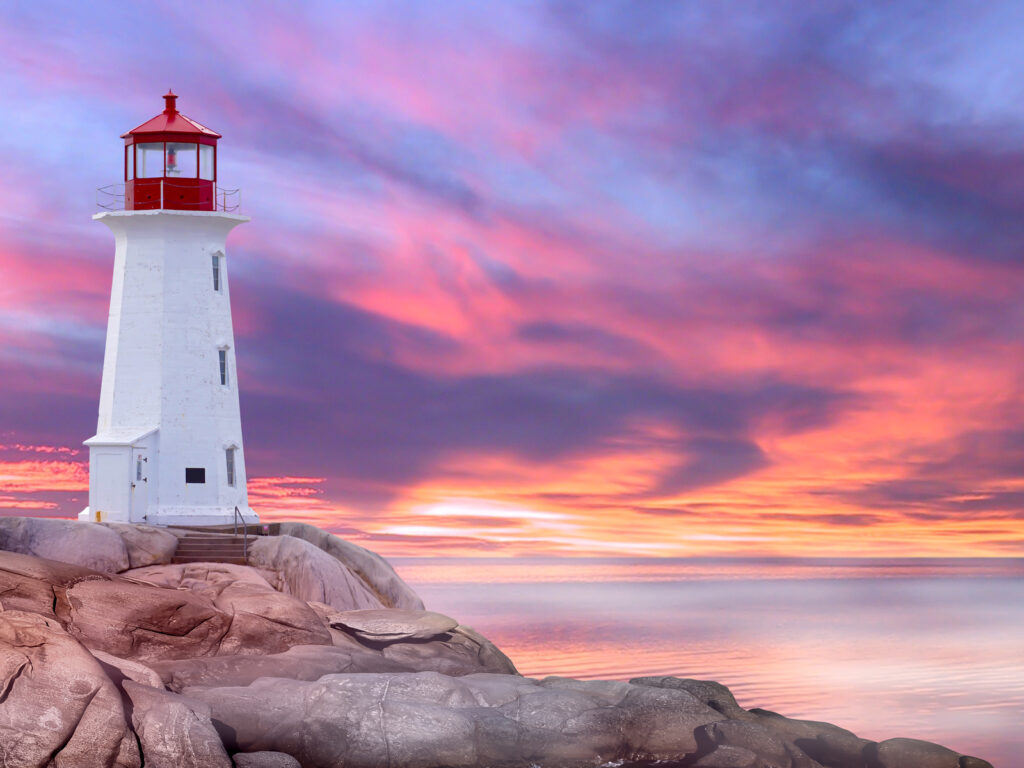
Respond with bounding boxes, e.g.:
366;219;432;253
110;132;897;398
124;681;232;768
692;744;765;767
0;516;130;573
328;608;459;641
0;549;105;617
101;522;179;568
632;675;755;720
248;534;385;611
0;609;138;768
125;561;278;597
151;643;409;692
128;564;334;654
872;737;963;768
749;707;872;768
379;623;519;676
232;753;303;768
92;648;165;689
275;521;424;609
58;576;233;663
0;524;999;768
186;671;725;767
696;719;800;768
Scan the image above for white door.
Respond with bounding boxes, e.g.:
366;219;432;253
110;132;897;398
130;449;149;522
94;449;130;522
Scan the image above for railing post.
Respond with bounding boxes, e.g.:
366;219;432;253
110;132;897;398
233;505;247;562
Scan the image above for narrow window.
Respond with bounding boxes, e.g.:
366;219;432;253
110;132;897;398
185;467;206;484
199;144;215;181
137;142;164;178
212;253;221;292
219;349;228;386
135;456;143;481
226;448;236;487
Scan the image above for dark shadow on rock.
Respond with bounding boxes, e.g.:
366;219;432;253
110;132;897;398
211;718;239;753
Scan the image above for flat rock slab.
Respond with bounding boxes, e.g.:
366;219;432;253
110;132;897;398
186;670;725;768
126;562;278;599
329;608;459;641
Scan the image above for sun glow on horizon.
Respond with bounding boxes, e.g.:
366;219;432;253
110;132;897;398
2;3;1024;563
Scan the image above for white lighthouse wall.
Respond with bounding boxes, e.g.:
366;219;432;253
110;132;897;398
95;219;163;433
86;210;256;526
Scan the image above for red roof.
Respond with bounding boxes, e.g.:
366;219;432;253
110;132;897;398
121;90;221;139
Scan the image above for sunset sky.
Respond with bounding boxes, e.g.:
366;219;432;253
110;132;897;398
1;1;1023;558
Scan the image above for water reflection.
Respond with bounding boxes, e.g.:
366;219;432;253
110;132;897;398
396;558;1024;766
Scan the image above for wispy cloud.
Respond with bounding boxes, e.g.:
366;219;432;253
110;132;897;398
1;1;1022;556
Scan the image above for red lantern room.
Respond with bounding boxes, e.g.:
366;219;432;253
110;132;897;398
122;90;221;211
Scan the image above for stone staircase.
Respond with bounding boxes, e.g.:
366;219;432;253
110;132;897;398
170;531;255;565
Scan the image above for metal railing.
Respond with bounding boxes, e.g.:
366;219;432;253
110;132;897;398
96;181;241;213
96;184;126;211
232;505;248;562
217;187;241;212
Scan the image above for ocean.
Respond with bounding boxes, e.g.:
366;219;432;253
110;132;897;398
393;557;1024;767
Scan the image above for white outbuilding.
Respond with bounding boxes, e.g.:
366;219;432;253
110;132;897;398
80;91;258;526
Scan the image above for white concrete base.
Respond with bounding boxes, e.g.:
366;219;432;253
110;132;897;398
146;506;260;527
77;504;258;527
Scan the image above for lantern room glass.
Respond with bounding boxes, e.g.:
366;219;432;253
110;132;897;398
126;145;134;180
137;143;164;178
199;145;215;181
166;142;197;178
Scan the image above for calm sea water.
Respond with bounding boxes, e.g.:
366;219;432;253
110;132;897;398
392;557;1024;767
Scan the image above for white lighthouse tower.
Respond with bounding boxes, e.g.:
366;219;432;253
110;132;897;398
80;91;257;527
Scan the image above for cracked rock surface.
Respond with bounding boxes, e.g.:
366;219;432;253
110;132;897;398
0;518;997;768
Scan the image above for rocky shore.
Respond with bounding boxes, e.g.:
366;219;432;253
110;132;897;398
0;517;994;768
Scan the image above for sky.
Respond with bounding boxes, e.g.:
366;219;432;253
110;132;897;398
1;0;1023;558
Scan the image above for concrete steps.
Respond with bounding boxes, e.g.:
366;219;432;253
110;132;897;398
171;532;255;565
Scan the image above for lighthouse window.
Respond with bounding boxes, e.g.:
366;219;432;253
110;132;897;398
137;143;164;178
226;448;236;487
199;145;215;181
219;349;229;386
185;467;206;484
166;142;197;178
212;253;221;292
126;145;134;181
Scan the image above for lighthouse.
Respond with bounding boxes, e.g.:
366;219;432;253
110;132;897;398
80;91;257;527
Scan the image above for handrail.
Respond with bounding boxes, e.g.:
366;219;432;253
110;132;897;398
95;180;241;212
233;505;248;562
